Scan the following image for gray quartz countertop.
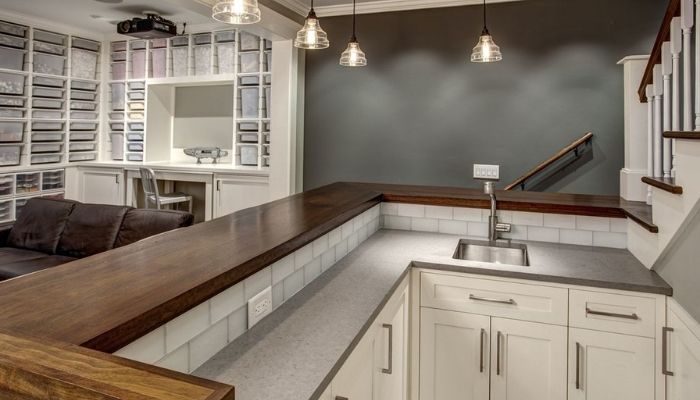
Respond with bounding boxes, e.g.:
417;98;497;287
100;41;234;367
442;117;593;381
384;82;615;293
193;229;671;400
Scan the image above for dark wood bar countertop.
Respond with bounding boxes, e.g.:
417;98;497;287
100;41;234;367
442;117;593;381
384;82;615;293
0;182;655;398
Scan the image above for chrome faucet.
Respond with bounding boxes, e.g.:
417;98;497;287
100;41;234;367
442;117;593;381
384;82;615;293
483;181;511;241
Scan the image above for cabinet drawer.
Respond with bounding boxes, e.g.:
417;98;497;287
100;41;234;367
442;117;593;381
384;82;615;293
569;290;657;338
420;272;568;325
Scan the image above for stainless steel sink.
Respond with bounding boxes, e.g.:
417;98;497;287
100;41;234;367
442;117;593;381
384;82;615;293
453;239;529;266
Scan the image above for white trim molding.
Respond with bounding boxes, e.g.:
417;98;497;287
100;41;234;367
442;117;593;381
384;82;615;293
313;0;525;17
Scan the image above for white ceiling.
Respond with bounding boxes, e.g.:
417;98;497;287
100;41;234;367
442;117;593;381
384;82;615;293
275;0;526;17
0;0;212;35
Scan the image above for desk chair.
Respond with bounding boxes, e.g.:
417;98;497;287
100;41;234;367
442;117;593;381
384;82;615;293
139;168;193;213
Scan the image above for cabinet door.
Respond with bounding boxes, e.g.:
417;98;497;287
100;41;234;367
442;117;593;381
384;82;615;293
490;317;567;400
419;308;490;400
374;288;408;400
332;331;374;400
666;307;700;400
213;175;269;218
79;168;125;205
569;328;654;400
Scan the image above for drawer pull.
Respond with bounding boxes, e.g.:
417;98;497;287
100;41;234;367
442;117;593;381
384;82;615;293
585;308;639;320
381;323;393;375
469;294;516;305
335;397;349;400
662;327;675;376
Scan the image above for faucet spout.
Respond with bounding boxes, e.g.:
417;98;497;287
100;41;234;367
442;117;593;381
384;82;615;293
483;181;510;241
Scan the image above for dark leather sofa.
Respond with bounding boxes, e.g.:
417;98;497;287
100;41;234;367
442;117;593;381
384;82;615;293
0;198;194;281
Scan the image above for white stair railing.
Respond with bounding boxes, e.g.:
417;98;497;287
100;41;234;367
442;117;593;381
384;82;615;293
671;18;682;177
647;84;655;205
653;64;664;179
662;42;673;178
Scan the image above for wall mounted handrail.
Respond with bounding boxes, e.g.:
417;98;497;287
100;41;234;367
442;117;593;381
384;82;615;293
638;0;681;103
505;132;593;190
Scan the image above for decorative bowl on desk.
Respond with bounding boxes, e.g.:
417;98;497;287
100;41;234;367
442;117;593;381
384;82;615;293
183;147;229;164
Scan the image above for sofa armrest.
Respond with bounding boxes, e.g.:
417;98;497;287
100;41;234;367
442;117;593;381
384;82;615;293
0;223;13;246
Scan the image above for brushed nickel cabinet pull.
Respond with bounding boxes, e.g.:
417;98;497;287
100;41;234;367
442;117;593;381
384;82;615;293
662;327;675;376
335;397;349;400
479;328;486;373
575;342;582;390
496;331;503;375
469;294;516;305
381;323;393;375
585;308;639;320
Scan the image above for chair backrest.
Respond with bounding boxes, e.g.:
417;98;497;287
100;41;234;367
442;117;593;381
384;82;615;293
139;168;159;205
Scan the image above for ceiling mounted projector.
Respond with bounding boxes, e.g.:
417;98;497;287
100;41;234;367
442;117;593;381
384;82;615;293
117;13;177;39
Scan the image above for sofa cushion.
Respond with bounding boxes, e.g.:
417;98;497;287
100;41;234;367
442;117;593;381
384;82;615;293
0;247;53;264
56;203;130;258
7;198;76;254
114;209;194;248
0;254;76;281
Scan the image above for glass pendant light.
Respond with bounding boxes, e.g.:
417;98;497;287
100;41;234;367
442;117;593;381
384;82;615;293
339;0;367;67
471;0;502;63
212;0;261;25
294;0;330;49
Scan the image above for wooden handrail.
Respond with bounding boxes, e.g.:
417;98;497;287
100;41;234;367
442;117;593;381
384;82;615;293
638;0;681;103
505;132;593;190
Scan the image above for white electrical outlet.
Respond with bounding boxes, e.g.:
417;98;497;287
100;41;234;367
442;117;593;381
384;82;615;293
473;164;500;180
247;286;272;328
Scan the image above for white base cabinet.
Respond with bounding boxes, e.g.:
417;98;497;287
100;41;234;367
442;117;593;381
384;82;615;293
569;328;654;400
665;299;700;400
324;276;409;400
213;173;269;218
76;167;125;205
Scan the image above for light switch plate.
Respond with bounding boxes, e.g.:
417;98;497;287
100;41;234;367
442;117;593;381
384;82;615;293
473;164;500;180
247;286;272;329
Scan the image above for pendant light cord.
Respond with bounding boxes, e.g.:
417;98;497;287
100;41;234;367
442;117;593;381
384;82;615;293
483;0;486;29
481;0;489;35
351;0;357;41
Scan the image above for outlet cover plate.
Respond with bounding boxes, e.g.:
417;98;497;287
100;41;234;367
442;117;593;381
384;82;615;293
473;164;500;180
247;286;272;329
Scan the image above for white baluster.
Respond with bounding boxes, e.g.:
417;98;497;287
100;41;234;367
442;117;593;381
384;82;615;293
647;84;655;205
671;18;682;177
654;64;664;178
662;42;673;178
682;0;694;131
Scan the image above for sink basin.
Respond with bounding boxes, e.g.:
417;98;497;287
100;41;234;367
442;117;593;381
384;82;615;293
453;239;529;266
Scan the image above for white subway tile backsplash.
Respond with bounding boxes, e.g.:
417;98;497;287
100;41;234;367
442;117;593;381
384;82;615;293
543;214;576;229
512;211;544;226
593;231;627;249
155;343;189;374
272;255;295;285
328;227;342;246
321;248;336;272
348;232;359;251
341;221;354;239
294;244;313;270
575;216;610;232
468;221;488;238
397;203;425;218
283;269;304;301
228;306;247;342
304;257;322;284
166;302;210;352
115;326;166;364
527;226;560;243
483;209;513;224
189;318;228;372
370;204;381;219
272;282;284;309
381;202;398;215
312;235;329;258
425;205;453;220
210;282;244;323
502;224;528;240
335;239;349;260
610;218;628;233
244;267;272;300
560;229;593;246
438;219;468;235
358;224;369;242
411;217;439;232
383;215;411;230
453;207;483;222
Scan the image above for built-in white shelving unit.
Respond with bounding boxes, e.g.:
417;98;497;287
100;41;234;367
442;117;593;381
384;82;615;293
107;29;272;168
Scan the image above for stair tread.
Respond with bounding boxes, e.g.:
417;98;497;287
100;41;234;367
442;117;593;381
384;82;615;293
664;131;700;140
620;199;658;233
641;176;683;194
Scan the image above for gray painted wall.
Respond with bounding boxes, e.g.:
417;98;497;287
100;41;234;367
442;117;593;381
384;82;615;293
303;0;665;194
